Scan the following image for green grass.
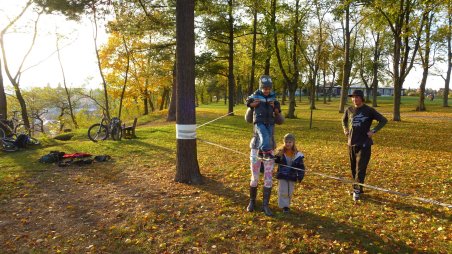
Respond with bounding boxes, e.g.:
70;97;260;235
0;96;451;253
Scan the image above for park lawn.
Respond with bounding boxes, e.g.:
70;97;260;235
0;96;451;253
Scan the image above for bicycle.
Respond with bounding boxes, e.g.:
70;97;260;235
1;135;40;152
0;111;27;139
1;137;18;152
87;112;122;142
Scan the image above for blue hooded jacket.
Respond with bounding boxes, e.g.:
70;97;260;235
246;89;279;125
275;151;305;182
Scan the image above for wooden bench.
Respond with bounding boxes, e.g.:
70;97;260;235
122;118;137;139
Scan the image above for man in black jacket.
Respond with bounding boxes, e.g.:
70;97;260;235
342;90;387;201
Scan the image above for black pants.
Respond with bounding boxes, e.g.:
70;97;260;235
348;145;371;192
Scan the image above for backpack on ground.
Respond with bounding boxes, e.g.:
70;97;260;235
14;134;30;148
39;151;65;163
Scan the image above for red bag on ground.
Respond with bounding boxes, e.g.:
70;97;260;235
62;153;92;159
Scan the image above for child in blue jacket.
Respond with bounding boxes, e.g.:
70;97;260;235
274;133;305;213
246;75;281;160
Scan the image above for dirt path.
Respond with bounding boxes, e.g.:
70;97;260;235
0;161;178;253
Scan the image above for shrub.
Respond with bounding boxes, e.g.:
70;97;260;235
53;133;74;141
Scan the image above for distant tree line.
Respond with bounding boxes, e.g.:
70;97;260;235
1;0;451;129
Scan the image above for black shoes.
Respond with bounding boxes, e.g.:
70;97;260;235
353;189;361;201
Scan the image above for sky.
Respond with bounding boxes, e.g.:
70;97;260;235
0;0;449;93
0;0;108;92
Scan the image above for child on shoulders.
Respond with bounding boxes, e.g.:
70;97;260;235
246;75;281;160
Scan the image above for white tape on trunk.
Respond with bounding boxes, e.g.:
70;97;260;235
176;124;197;139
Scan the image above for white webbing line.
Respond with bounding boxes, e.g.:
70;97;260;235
195;111;452;208
196;111;236;129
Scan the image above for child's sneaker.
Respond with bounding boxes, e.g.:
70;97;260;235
283;207;290;213
349;189;364;196
353;190;360;201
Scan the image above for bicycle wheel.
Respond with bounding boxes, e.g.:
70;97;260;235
111;126;122;141
15;124;28;135
88;124;108;142
2;139;18;152
0;128;5;139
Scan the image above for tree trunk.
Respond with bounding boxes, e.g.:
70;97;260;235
385;0;424;121
0;58;6;120
0;0;32;121
118;36;130;119
143;95;149;115
35;114;45;134
236;75;242;104
444;0;451;107
200;86;205;105
323;69;327;104
289;0;300;116
149;99;155;112
56;34;78;128
316;77;319;101
1;4;39;129
271;0;299;118
359;42;371;104
58;107;65;132
417;69;427;111
329;70;335;102
287;84;297;117
160;87;169;111
339;3;351;113
143;40;152;116
167;63;177;121
393;32;402;121
264;57;271;75
371;33;380;107
165;88;170;109
175;0;202;184
92;6;110;120
417;12;433;111
310;77;316;110
227;0;235;115
372;80;378;107
149;94;155;112
15;89;30;129
281;81;287;105
248;2;258;96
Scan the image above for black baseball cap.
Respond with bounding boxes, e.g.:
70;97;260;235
348;90;364;98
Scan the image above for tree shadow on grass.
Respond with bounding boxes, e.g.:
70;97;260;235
126;139;173;152
1;148;49;173
363;193;451;220
194;176;419;253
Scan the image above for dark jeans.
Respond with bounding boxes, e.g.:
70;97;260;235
348;145;371;192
